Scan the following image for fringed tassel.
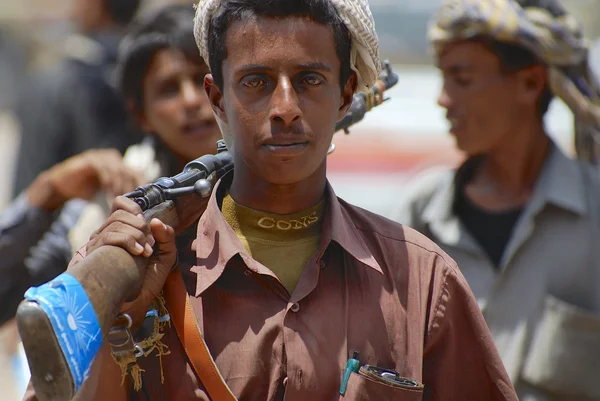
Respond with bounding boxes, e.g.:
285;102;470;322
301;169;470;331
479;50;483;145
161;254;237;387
111;292;172;391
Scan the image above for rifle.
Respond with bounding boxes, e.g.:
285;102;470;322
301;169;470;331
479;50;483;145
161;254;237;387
16;62;399;401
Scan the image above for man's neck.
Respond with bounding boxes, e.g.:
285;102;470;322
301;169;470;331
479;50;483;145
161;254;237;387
467;119;551;210
229;162;327;215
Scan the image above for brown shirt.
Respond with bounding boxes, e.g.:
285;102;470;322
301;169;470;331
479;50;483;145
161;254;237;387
25;174;517;401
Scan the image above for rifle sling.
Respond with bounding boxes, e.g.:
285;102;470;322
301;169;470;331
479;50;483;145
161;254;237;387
163;269;237;401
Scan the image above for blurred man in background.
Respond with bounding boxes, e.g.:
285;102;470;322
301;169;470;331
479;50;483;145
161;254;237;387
394;1;600;400
12;0;144;196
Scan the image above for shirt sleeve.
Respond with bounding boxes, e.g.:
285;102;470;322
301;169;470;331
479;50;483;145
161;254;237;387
422;263;518;401
0;193;57;270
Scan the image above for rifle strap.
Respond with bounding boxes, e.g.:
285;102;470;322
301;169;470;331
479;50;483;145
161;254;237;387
163;269;237;401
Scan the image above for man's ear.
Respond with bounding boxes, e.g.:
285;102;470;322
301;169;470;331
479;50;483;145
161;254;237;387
205;74;228;124
337;73;358;122
516;64;547;107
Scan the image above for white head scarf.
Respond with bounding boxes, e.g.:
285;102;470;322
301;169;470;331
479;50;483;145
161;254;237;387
193;0;381;93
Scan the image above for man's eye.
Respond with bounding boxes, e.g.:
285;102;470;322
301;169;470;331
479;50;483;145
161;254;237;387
453;76;471;87
302;75;323;86
242;77;265;88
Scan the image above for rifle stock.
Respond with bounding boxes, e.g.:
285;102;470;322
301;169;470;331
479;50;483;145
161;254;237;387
17;179;214;401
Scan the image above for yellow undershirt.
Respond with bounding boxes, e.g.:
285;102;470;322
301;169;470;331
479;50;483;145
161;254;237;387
221;193;324;294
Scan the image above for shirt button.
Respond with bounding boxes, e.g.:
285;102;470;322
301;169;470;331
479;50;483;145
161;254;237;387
319;260;326;269
290;303;300;313
244;270;252;277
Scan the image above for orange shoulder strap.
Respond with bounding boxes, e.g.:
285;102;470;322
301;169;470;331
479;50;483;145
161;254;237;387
163;270;237;401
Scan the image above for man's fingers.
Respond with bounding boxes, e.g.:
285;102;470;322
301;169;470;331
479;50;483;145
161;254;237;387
100;231;149;257
149;219;176;258
107;222;154;252
90;221;155;257
93;209;150;243
110;196;144;216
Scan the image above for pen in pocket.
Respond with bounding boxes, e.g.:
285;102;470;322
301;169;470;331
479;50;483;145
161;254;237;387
339;351;360;395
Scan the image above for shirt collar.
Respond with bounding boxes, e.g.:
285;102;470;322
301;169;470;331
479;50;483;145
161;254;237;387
190;172;382;296
537;143;588;215
322;183;383;275
420;142;588;248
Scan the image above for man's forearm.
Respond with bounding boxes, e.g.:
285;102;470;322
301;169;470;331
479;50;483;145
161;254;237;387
73;343;129;401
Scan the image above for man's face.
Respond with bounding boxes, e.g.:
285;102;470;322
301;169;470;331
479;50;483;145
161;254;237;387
139;49;220;162
207;16;355;186
436;41;525;156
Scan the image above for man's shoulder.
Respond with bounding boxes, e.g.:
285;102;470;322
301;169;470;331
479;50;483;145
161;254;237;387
384;167;454;229
402;167;453;209
338;198;458;268
576;158;600;185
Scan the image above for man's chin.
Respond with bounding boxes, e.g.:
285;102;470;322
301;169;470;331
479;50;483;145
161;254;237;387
259;171;313;186
257;161;325;187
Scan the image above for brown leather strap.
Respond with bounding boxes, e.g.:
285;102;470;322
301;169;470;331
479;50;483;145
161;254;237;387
163;269;237;401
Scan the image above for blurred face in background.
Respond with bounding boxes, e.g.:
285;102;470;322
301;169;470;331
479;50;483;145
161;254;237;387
436;40;532;156
136;49;221;162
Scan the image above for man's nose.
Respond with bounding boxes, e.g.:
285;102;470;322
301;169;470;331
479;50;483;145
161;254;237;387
437;83;452;110
269;77;302;126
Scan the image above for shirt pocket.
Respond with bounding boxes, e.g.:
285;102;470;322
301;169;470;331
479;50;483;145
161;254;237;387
340;372;423;401
521;294;600;398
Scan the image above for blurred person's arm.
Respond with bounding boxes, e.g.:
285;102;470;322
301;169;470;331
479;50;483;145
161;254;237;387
0;149;143;325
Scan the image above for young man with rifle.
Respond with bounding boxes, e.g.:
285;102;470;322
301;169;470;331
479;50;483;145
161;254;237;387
394;0;600;400
22;0;518;400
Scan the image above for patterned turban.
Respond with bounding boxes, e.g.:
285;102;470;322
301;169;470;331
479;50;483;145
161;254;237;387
193;0;381;93
429;0;600;164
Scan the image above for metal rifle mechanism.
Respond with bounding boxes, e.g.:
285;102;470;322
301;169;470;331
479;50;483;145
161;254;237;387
124;140;233;211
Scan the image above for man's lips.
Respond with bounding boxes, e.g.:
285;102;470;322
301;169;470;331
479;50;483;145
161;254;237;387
262;140;309;156
446;117;461;133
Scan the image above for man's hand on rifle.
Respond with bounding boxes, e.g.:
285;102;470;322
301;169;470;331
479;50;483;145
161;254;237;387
87;196;177;323
26;149;145;211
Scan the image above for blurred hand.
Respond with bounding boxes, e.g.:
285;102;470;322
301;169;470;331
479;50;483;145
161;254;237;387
26;149;145;210
87;196;176;322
